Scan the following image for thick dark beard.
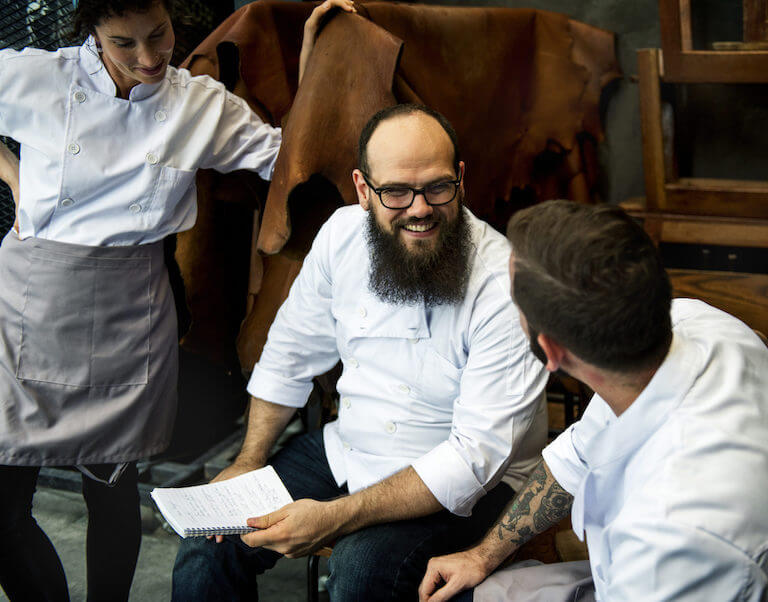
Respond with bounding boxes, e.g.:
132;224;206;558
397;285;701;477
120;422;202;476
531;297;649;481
365;203;472;307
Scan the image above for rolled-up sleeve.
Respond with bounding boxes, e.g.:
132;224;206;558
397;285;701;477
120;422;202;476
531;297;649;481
412;282;548;516
246;220;339;406
200;89;282;180
543;395;610;495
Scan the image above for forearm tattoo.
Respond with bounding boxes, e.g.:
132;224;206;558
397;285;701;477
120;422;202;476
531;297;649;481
495;461;573;546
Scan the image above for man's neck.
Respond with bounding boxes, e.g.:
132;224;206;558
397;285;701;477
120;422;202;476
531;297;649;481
577;363;660;418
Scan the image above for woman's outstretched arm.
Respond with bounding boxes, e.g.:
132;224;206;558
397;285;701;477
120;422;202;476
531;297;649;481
299;0;357;84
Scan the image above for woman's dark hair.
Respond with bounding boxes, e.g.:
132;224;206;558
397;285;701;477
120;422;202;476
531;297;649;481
72;0;174;41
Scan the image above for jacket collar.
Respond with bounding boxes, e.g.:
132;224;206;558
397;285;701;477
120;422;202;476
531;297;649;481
582;332;702;469
570;333;702;539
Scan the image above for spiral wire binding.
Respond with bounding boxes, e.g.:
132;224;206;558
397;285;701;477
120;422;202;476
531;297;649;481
186;525;257;537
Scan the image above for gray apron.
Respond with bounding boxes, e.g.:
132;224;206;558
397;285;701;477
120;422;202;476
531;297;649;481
0;231;178;466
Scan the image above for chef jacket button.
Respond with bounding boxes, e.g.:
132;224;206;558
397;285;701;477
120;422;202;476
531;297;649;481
68;143;80;155
154;110;167;122
343;442;351;450
385;421;397;434
342;397;351;409
129;203;142;213
73;90;86;103
358;307;367;318
61;197;74;207
146;152;159;165
398;384;410;394
349;358;359;368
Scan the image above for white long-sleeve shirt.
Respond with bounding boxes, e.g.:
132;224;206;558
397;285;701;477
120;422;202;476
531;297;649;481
0;37;281;246
247;205;549;516
544;299;768;600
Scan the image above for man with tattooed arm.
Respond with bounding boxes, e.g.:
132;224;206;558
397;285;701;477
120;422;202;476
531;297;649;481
420;201;768;601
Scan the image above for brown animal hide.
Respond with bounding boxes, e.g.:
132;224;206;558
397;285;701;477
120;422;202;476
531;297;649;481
175;1;620;372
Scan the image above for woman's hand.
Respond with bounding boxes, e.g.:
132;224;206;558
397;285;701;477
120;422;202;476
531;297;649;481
299;0;357;83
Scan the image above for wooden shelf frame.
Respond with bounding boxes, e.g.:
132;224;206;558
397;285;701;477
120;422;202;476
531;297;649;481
659;0;768;82
637;48;768;219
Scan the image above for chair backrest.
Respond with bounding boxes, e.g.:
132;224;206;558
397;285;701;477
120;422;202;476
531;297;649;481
668;268;768;338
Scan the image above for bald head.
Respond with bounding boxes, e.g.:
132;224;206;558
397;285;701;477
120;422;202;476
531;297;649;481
363;112;456;190
357;104;460;177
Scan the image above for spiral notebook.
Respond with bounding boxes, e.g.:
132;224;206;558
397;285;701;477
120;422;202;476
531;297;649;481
150;466;293;538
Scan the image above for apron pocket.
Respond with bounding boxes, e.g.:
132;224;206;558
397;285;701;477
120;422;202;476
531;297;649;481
16;249;151;387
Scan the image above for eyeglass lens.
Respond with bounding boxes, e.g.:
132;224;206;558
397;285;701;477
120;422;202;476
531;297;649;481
380;182;457;208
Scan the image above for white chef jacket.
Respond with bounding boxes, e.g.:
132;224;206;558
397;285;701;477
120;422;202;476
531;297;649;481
247;205;549;516
0;37;281;246
543;299;768;600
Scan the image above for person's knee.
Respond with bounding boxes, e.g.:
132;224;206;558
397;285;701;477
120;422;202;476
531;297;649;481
326;537;387;600
172;536;280;601
172;537;234;601
326;529;427;601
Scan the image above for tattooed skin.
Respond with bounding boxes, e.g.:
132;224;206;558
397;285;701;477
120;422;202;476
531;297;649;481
497;463;546;541
534;482;574;532
494;460;573;547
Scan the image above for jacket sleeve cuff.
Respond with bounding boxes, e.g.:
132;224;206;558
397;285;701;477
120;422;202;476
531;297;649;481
246;364;313;408
412;442;486;517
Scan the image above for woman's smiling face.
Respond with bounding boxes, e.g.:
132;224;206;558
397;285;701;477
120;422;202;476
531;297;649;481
93;1;175;97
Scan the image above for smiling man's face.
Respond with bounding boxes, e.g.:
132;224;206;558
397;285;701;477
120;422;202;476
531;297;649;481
354;111;470;306
358;112;463;255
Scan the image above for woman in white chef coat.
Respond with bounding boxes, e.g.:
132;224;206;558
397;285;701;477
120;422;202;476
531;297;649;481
0;0;354;599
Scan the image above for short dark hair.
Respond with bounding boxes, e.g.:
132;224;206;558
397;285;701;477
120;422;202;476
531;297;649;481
357;104;461;176
507;200;672;372
73;0;174;41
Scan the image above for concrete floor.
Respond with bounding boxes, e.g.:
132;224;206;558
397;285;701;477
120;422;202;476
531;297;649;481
0;487;320;602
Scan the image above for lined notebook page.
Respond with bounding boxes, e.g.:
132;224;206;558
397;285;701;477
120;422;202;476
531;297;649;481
151;466;293;538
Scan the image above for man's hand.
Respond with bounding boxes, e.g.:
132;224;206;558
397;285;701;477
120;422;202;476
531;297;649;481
241;498;340;558
418;549;491;602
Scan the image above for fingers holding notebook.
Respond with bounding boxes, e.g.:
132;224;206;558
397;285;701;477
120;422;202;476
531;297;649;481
242;498;339;558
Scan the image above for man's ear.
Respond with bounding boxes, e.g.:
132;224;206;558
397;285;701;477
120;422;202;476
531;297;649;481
538;333;566;373
352;169;371;210
458;161;465;195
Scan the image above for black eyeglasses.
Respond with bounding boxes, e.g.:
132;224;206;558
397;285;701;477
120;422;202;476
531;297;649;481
361;170;462;210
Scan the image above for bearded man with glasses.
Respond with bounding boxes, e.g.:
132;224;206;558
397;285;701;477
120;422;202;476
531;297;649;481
173;104;549;602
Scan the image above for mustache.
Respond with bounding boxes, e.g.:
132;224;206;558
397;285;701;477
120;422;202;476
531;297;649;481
392;214;444;228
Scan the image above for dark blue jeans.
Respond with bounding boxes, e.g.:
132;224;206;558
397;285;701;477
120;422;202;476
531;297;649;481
172;430;512;601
